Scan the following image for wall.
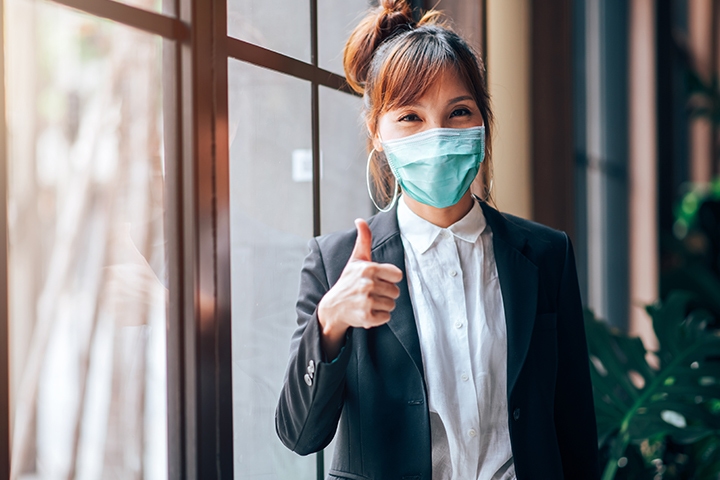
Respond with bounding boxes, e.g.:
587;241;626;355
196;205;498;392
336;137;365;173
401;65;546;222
486;0;532;219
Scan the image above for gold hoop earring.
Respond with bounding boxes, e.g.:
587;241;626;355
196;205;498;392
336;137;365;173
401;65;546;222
366;148;398;213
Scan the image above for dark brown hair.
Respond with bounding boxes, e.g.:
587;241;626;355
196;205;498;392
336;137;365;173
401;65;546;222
343;0;495;206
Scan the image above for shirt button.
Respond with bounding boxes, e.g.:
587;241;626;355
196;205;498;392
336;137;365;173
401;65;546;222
449;270;458;277
461;373;469;382
304;374;313;386
468;429;477;437
513;408;521;421
454;321;463;329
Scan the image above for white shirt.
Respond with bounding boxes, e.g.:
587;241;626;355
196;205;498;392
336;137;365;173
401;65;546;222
397;196;515;480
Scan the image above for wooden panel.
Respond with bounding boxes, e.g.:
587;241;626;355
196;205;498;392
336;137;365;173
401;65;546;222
531;0;575;238
176;0;233;476
428;0;486;58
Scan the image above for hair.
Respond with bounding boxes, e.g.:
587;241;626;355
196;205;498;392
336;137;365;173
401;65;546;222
343;0;495;207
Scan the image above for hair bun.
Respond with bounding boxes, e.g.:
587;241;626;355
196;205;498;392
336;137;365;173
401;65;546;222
343;0;414;95
379;0;413;24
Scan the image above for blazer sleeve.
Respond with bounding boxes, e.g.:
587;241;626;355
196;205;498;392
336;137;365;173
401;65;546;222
554;233;600;479
275;237;353;455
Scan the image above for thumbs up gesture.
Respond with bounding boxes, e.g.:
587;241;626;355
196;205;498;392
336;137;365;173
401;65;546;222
317;219;403;357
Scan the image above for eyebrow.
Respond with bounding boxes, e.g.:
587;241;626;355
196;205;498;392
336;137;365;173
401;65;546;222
400;94;475;110
447;95;474;105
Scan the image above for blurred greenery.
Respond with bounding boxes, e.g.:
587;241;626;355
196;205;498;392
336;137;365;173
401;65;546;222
586;293;720;479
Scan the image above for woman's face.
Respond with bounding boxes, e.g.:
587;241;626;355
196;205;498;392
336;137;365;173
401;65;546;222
373;67;484;150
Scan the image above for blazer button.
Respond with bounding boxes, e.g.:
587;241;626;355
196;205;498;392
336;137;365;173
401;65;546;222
513;408;521;421
304;373;313;386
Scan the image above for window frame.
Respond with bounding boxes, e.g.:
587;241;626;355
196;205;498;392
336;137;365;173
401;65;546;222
1;0;488;478
0;0;358;478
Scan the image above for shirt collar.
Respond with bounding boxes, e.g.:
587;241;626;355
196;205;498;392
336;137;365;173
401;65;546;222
396;195;487;254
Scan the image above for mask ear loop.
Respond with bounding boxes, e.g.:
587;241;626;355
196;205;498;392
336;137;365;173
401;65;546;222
366;148;398;213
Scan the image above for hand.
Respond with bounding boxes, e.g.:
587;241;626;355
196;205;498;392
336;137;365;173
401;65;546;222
317;218;403;356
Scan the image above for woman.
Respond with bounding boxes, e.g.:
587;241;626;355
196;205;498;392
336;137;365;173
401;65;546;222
276;1;599;478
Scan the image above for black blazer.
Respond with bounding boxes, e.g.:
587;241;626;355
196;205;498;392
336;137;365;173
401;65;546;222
276;200;599;480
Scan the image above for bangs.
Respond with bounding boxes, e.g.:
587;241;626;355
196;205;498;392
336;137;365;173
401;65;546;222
372;31;476;113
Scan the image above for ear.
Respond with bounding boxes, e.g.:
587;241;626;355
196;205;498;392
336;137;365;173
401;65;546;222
366;120;384;152
372;137;384;152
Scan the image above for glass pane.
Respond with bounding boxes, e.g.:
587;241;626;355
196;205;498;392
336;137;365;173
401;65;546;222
5;1;167;479
228;0;310;63
318;0;374;75
320;86;374;234
229;60;315;479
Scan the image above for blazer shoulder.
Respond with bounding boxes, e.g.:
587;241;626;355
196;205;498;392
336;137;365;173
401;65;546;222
315;227;356;253
489;208;569;265
494;210;566;244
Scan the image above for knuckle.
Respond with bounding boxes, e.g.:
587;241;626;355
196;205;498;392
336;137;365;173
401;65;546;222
359;278;373;293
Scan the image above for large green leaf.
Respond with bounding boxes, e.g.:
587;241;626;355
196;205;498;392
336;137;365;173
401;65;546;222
693;435;720;479
585;291;720;479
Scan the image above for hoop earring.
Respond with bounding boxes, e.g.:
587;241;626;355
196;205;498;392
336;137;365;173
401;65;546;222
366;148;398;213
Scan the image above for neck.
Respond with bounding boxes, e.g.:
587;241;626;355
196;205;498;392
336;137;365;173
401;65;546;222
402;191;474;228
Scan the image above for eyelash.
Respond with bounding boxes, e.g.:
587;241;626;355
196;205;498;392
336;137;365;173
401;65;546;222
398;108;472;122
399;113;420;122
450;107;471;117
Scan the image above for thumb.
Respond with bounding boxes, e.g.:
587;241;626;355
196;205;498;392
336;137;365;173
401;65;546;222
350;218;372;262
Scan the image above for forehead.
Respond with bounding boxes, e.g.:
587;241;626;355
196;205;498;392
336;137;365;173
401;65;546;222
406;68;474;106
380;65;474;112
379;59;476;113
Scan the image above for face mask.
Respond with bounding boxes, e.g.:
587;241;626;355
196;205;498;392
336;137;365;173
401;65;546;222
381;126;485;209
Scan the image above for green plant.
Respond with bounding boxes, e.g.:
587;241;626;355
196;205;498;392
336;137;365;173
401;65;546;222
586;292;720;479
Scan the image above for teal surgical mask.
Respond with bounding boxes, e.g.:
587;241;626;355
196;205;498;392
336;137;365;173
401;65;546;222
381;126;485;209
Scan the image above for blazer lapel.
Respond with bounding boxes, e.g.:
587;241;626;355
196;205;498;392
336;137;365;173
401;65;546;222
365;200;539;397
480;202;539;398
368;206;426;381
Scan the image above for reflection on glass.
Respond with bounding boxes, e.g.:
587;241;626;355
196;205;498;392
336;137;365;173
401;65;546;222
5;1;167;479
228;0;310;62
228;60;315;479
320;86;373;234
318;0;373;75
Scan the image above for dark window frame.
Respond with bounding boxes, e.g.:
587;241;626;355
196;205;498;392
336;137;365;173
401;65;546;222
0;0;489;478
0;0;358;478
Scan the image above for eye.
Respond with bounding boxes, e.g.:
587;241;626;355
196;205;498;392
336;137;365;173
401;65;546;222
398;113;420;122
450;107;471;118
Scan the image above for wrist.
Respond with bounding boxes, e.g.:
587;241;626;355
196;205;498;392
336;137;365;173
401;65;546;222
317;301;347;341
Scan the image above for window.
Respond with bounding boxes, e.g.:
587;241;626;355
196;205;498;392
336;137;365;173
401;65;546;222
4;0;168;477
1;0;445;478
227;1;372;478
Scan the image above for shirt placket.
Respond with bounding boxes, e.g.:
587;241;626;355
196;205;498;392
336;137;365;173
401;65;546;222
436;231;481;479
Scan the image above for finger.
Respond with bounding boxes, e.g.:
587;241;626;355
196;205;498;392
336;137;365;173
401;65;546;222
349;218;372;262
366;310;391;327
369;294;396;312
370;279;401;299
373;263;403;284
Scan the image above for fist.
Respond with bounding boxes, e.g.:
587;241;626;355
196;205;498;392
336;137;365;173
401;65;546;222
318;218;403;336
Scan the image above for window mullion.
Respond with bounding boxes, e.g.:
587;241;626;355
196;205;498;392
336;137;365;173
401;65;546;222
50;0;188;40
